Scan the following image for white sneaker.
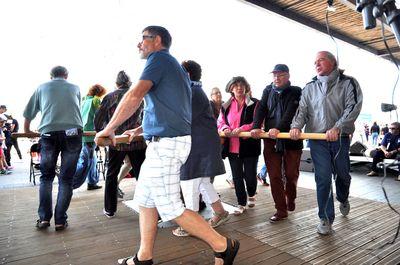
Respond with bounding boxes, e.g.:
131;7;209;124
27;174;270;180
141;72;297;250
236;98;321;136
339;200;350;217
317;219;332;235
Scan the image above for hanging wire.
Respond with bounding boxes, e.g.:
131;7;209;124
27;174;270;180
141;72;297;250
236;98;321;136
381;20;399;122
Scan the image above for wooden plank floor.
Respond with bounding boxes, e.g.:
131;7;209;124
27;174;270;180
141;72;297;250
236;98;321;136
1;178;399;264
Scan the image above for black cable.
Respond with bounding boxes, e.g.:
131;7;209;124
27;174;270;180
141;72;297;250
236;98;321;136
380;20;399;122
322;1;344;228
374;19;400;247
325;5;340;67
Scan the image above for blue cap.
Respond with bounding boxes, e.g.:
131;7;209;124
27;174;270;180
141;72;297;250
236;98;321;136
271;64;289;73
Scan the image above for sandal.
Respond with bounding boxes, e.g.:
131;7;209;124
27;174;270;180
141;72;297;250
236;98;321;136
233;205;246;216
247;196;256;208
209;211;230;228
117;254;153;265
214;238;240;265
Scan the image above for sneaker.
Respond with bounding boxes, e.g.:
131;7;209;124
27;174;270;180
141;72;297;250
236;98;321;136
339;200;350;216
209;211;230;228
172;226;190;237
317;219;332;235
397;175;400;181
366;171;379;176
103;209;115;218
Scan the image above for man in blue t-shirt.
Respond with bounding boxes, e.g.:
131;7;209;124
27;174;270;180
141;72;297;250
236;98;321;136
95;26;239;265
367;121;400;176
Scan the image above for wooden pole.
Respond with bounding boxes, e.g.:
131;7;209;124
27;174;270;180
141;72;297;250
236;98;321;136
13;131;328;146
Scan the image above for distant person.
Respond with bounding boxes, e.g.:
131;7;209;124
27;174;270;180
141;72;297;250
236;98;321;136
218;76;261;215
209;87;223;120
24;66;82;231
290;51;363;235
94;71;146;218
251;64;303;223
366;122;400;177
381;124;389;136
364;124;369;142
370;121;380;146
4;114;22;161
0;115;11;174
73;84;107;190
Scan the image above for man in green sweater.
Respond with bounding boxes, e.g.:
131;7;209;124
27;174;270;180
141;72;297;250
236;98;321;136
24;65;82;231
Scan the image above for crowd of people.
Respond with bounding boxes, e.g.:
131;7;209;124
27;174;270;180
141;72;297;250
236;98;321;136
0;105;21;174
8;24;399;264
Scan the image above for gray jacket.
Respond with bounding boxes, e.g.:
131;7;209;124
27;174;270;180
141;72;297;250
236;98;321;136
291;69;363;135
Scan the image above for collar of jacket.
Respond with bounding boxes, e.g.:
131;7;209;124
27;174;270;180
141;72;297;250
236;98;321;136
222;95;255;110
312;68;345;83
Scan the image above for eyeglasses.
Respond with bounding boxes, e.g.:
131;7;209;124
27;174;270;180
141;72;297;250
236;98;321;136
389;127;399;130
142;35;155;41
273;73;288;79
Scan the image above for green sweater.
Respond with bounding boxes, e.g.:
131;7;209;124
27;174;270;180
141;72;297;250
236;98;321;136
23;78;82;133
81;95;101;142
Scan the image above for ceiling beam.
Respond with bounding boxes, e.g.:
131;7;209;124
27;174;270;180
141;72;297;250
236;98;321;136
243;0;379;55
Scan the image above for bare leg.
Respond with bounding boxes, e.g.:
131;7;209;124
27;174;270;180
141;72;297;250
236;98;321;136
118;206;158;265
174;209;227;265
211;199;225;215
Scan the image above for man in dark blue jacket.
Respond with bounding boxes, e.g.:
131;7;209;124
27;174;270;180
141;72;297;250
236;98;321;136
251;64;303;223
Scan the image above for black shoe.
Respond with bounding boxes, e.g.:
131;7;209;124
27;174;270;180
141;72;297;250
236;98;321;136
36;220;50;229
103;209;115;218
55;221;68;231
87;184;102;190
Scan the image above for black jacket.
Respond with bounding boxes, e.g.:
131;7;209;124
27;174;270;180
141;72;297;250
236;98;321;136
221;96;261;158
253;83;303;150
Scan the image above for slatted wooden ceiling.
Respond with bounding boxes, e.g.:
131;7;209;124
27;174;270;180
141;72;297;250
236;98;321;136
244;0;400;62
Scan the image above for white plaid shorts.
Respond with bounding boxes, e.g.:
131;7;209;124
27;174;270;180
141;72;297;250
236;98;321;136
133;135;191;221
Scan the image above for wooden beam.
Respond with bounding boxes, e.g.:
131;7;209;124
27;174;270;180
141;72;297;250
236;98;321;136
243;0;380;56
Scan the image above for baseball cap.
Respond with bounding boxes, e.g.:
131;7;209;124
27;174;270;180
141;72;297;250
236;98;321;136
271;64;289;73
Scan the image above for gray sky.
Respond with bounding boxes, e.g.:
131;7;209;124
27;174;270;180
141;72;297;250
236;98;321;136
0;0;398;127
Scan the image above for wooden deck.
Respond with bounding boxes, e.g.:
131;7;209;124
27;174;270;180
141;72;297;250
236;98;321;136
1;178;400;265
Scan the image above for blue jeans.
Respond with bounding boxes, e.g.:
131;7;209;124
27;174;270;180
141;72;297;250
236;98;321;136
39;130;82;225
73;142;98;188
371;132;379;146
309;137;351;223
258;164;267;180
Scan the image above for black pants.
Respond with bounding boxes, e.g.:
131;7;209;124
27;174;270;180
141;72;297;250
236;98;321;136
371;149;398;171
4;138;22;166
104;148;146;213
228;154;258;206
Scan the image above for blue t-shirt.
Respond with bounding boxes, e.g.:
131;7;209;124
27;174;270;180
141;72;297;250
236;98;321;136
381;132;400;151
140;49;191;139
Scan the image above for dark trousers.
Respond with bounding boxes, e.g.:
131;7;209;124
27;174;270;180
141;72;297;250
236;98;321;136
263;139;302;216
371;149;398;171
104;148;146;213
39;131;82;225
5;138;22;165
228;154;258;206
